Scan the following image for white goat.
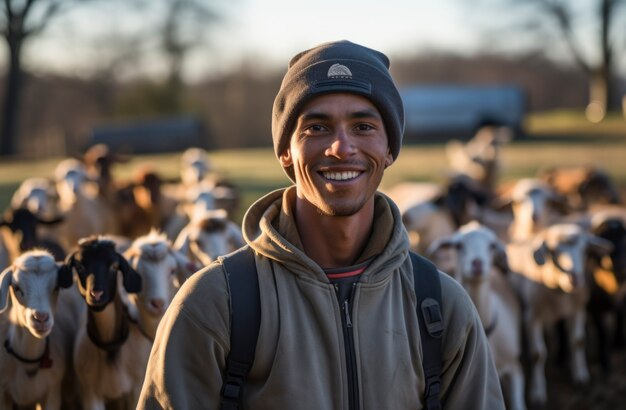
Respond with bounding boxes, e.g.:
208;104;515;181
0;250;75;409
123;230;197;340
428;222;526;410
11;177;59;219
174;209;244;266
180;147;212;188
384;182;456;253
506;224;613;405
498;178;569;242
54;159;118;249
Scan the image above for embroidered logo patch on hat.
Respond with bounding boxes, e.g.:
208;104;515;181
327;63;352;79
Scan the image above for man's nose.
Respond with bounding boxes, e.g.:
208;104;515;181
325;129;357;158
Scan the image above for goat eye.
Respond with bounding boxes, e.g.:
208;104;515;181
455;243;464;251
110;263;120;272
12;284;23;296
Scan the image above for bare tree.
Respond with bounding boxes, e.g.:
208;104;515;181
160;0;219;110
477;0;625;119
0;0;97;156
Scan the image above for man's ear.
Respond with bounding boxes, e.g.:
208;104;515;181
279;149;293;167
384;150;393;168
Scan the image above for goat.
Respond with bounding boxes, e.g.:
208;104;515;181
495;178;570;242
0;207;66;261
64;236;146;410
10;177;59;220
428;222;526;410
174;209;244;266
506;224;613;405
0;250;74;409
83;143;129;201
445;125;512;198
584;214;626;373
123;230;197;340
54;159;119;249
387;175;490;253
538;165;622;211
111;166;180;240
180;147;212;188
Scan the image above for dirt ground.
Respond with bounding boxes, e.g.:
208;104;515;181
528;333;626;410
543;352;626;409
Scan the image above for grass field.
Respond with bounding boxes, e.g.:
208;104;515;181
1;112;625;224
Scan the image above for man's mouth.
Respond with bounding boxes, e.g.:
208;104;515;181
321;171;361;181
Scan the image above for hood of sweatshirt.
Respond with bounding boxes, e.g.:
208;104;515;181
242;186;411;284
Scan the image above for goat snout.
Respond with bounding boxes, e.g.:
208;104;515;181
32;310;50;324
31;310;52;334
149;298;166;314
90;290;104;301
470;259;484;276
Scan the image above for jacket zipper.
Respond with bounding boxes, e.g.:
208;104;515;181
336;283;359;410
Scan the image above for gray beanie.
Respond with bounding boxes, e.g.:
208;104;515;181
272;40;405;181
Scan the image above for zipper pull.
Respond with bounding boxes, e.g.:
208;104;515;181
343;300;353;328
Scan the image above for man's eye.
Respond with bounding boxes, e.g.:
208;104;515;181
355;123;374;132
303;124;326;134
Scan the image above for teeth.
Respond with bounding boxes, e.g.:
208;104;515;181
323;171;360;181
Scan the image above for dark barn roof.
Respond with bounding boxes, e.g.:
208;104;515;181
89;117;213;154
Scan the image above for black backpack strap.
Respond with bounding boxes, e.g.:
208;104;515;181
219;246;260;410
410;251;444;410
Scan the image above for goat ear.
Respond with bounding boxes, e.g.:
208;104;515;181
174;231;191;256
533;241;548;266
0;267;13;313
56;263;74;288
117;254;142;293
492;242;510;274
587;234;614;257
171;249;197;286
63;251;76;267
432;193;446;208
426;237;456;258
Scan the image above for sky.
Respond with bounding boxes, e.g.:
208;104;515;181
11;0;625;81
15;0;489;80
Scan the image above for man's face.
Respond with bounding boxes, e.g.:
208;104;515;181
280;93;393;216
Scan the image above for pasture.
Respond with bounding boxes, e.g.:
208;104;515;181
1;114;625;224
1;111;625;409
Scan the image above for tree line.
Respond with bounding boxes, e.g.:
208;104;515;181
1;50;620;159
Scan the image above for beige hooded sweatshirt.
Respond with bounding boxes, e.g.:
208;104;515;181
138;187;504;409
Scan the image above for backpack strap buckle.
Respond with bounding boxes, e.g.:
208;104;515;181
421;298;444;338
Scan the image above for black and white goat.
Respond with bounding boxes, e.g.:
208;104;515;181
0;207;66;262
506;224;613;405
64;237;145;410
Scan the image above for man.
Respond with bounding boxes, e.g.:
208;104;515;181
138;40;504;409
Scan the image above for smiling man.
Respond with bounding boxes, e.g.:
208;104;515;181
138;40;504;409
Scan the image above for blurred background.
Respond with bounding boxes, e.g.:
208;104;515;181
0;0;625;158
2;3;626;409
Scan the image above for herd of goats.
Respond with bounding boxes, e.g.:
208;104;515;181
1;125;625;409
